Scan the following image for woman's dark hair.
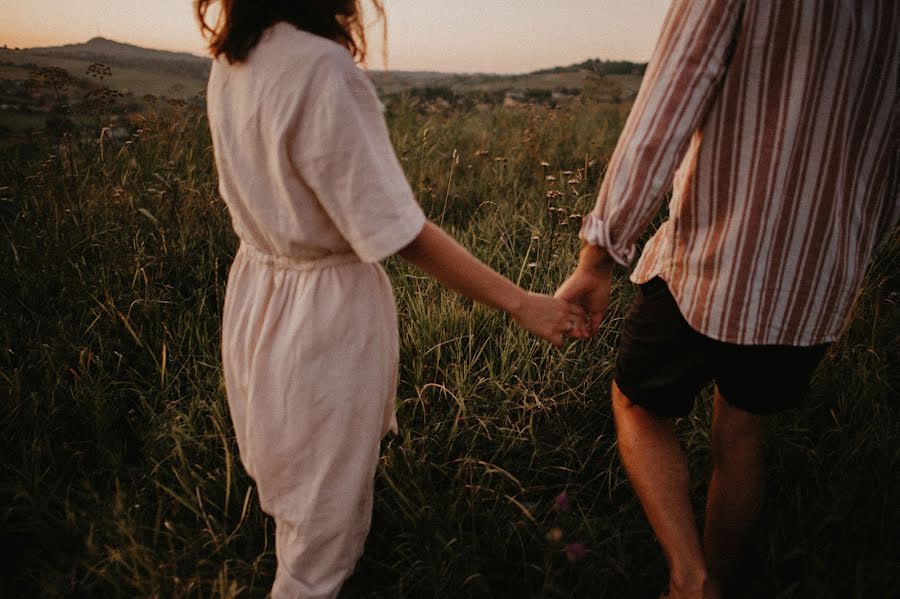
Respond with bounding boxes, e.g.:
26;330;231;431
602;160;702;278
195;0;385;64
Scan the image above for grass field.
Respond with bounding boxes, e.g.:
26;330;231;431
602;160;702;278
0;83;897;598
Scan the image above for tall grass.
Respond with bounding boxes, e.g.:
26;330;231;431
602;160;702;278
0;88;897;598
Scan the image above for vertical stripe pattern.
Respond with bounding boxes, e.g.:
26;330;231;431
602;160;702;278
580;0;900;346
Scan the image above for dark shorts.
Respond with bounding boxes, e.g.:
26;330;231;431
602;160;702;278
614;277;830;418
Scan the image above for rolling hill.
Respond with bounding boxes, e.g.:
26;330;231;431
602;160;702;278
0;37;646;133
2;37;645;98
0;37;211;99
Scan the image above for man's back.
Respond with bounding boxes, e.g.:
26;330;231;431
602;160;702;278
580;0;898;345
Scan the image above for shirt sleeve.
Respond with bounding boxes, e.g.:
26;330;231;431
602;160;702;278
293;53;426;263
580;0;745;266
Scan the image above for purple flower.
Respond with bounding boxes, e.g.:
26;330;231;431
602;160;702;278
552;491;571;512
565;542;587;563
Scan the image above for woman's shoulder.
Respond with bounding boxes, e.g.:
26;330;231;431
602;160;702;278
257;22;357;77
209;22;374;122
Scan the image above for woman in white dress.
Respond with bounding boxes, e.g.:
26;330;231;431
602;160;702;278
196;1;589;597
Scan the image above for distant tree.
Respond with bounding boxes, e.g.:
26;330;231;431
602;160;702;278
522;89;552;103
533;58;647;77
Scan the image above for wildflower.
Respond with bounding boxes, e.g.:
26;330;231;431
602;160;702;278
545;527;564;543
565;542;587;563
545;175;557;182
528;262;538;268
540;160;550;167
553;491;571;512
561;170;574;176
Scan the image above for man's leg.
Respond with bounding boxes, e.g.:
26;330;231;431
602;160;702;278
703;388;768;588
612;381;720;599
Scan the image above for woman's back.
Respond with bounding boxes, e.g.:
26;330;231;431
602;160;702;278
207;22;420;263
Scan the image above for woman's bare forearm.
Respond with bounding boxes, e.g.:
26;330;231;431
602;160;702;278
397;220;526;316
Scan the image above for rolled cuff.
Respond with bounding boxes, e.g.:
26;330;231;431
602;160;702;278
578;211;636;267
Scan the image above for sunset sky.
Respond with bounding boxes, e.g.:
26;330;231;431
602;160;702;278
0;0;670;73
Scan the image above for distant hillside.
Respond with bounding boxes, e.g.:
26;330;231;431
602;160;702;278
0;37;211;101
30;37;205;64
25;37;211;82
369;66;644;106
0;37;646;111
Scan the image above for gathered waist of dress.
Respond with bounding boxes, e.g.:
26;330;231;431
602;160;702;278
238;243;361;271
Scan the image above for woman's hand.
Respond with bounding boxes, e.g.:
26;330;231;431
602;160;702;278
510;293;591;347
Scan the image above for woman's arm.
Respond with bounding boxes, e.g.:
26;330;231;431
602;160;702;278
397;221;589;347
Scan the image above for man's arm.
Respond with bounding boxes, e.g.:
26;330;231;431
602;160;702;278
557;0;744;329
582;0;745;265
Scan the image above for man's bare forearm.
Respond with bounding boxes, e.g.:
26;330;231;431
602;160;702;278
578;243;614;273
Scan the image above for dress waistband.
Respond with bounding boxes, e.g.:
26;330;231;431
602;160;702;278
238;243;360;271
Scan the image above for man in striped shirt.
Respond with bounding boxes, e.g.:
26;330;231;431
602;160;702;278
556;1;898;597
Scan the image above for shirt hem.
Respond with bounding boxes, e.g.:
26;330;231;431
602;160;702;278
630;268;840;348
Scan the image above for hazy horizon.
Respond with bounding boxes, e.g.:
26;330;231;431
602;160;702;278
6;34;654;77
0;0;670;75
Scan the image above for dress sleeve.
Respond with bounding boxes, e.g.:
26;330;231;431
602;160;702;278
293;55;426;263
580;0;745;266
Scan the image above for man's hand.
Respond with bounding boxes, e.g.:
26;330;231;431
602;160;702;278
555;244;614;336
509;293;591;347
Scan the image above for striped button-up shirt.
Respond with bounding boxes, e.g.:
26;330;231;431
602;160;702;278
581;0;899;346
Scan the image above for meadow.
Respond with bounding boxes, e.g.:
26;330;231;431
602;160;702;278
0;76;897;598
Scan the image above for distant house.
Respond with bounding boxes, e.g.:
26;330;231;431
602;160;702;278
551;91;576;103
503;92;525;108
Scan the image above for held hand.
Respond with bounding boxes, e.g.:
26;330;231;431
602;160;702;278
510;293;590;348
555;250;614;336
396;222;593;346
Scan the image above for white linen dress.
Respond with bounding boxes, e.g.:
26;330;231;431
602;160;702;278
206;22;426;599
